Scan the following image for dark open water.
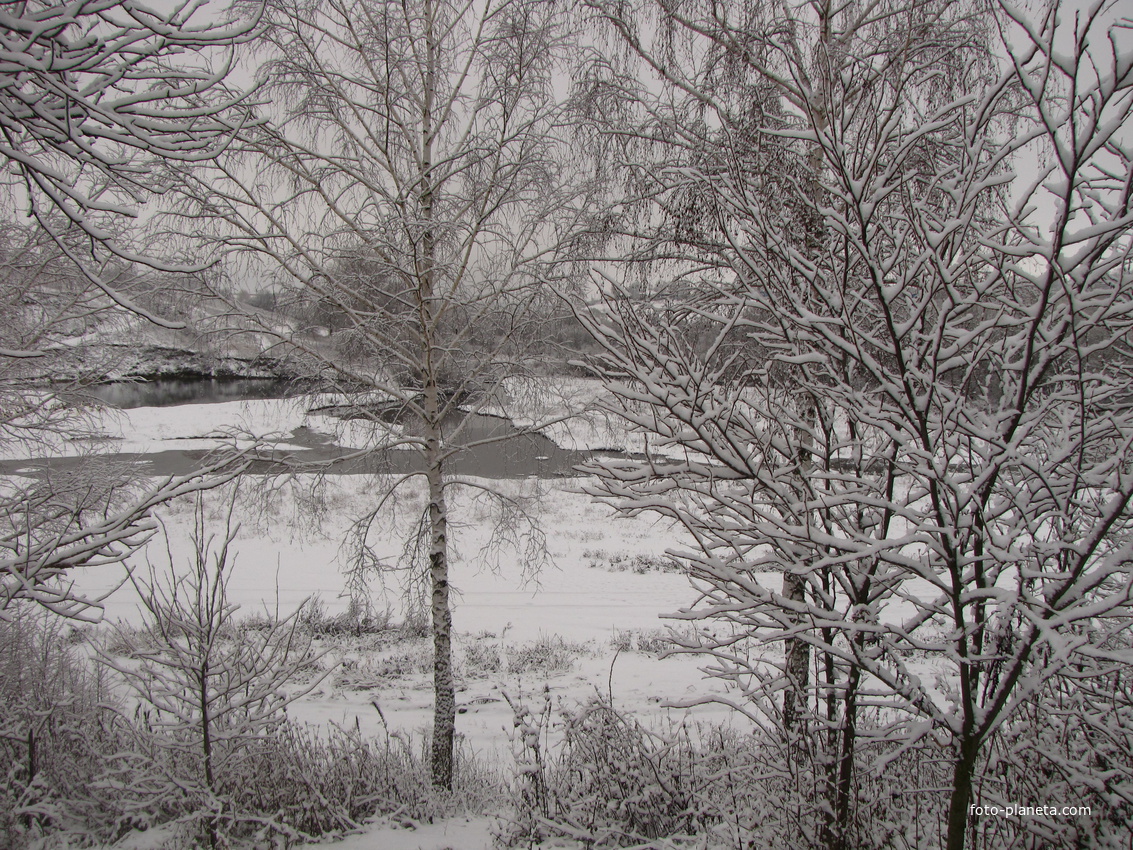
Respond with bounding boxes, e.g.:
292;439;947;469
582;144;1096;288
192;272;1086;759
5;379;596;479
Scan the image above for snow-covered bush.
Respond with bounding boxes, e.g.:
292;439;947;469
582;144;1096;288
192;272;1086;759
586;551;683;575
506;697;1132;849
463;633;507;677
502;695;705;848
552;700;700;844
501;687;553;847
608;628;678;656
0;609;127;848
0;611;496;847
92;515;508;844
97;500;328;847
609;630;635;654
508;635;591;677
293;595;399;638
501;697;1026;849
464;634;590;681
974;665;1133;848
216;720;502;837
335;641;433;689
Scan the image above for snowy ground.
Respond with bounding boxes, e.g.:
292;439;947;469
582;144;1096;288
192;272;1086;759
8;388;962;849
45;391;746;849
74;469;740;744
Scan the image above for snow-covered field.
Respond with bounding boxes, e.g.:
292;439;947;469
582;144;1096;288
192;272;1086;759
7;389;973;850
75;469;739;736
53;393;744;849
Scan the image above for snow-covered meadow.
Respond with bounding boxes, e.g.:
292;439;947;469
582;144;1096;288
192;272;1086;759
25;390;746;848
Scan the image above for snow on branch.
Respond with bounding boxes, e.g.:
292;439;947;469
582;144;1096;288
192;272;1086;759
0;0;262;326
0;453;250;620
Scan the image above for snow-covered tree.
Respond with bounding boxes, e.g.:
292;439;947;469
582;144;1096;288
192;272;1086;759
0;1;259;619
164;0;585;789
98;493;325;847
579;0;1133;847
1;454;247;619
0;0;259;318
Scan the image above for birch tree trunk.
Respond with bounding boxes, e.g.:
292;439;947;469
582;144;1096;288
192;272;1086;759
418;0;456;788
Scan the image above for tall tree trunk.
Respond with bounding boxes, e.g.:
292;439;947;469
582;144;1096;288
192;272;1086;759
782;0;831;735
784;393;816;733
419;0;455;789
782;571;809;732
945;734;979;850
426;421;455;789
828;660;860;850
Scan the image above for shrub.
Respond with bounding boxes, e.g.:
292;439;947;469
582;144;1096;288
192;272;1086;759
507;635;590;677
0;512;502;847
223;720;502;838
462;633;505;677
501;695;706;848
94;497;335;848
499;696;960;850
335;641;432;689
460;634;590;682
609;630;634;654
0;607;134;849
294;595;401;638
584;551;683;575
608;628;678;656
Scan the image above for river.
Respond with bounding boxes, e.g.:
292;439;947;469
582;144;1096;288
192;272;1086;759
5;377;600;479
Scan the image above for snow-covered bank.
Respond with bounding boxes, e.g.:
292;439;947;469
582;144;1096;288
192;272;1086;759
27;336;302;387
